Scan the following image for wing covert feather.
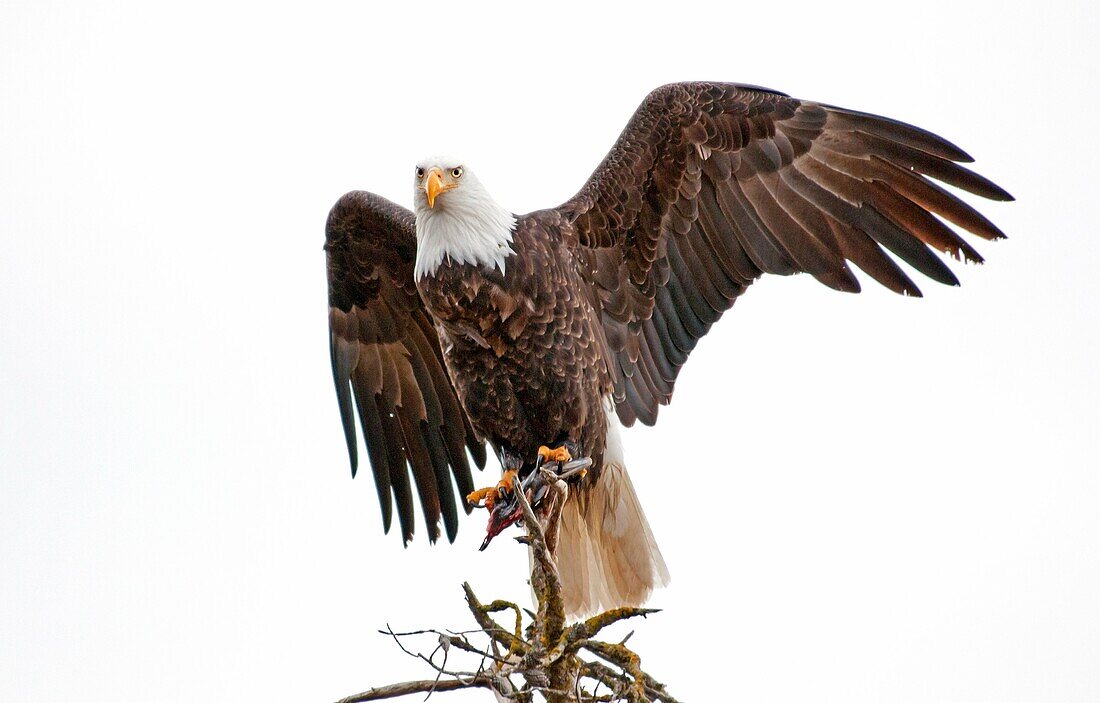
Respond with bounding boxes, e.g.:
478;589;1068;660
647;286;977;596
559;82;1011;426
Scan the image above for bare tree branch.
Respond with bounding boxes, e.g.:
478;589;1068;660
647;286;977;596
334;676;495;703
335;459;678;702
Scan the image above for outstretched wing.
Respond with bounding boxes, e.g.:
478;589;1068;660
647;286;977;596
559;82;1011;426
326;191;486;544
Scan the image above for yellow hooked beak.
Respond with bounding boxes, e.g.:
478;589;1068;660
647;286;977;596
425;168;445;208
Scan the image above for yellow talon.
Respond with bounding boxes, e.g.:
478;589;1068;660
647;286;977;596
538;445;573;464
466;486;496;508
467;469;519;510
499;468;518;493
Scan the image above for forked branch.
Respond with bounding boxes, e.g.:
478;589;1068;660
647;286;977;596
334;459;677;702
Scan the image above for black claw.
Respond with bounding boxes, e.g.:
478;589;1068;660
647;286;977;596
476;453;594;551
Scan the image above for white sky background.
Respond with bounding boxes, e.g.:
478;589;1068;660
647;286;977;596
1;1;1098;701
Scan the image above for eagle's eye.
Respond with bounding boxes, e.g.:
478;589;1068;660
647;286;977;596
451;167;463;179
415;167;425;179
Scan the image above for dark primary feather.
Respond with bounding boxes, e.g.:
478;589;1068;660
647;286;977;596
325;191;486;544
559;82;1011;427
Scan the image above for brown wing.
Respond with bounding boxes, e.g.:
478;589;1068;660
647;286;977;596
559;82;1012;426
326;191;486;544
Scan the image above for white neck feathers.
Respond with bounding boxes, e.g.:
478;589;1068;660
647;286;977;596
413;181;516;281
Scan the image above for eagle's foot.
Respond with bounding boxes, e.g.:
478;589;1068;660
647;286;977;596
476;456;595;551
538;445;573;464
466;468;519;511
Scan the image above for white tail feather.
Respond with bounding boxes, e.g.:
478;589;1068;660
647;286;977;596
555;411;670;618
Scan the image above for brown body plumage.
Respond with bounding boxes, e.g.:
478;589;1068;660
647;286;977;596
326;82;1011;615
417;210;613;474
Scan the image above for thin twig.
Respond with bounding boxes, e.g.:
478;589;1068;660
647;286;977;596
333;676;494;703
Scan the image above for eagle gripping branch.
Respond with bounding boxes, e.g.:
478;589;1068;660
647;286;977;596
333;456;679;703
468;455;593;553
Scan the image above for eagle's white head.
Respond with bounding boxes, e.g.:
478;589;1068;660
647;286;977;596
412;157;517;281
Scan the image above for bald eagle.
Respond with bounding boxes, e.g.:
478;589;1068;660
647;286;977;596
325;82;1010;617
